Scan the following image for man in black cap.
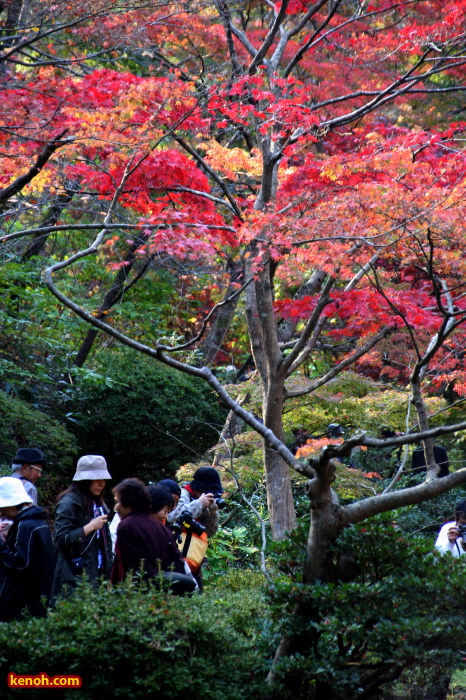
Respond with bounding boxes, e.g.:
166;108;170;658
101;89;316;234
167;467;223;537
166;467;224;590
11;447;46;506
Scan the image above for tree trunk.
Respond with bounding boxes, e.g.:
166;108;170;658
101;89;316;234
197;259;243;366
245;250;297;538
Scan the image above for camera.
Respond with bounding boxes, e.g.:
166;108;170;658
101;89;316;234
212;492;227;510
170;509;206;543
458;524;466;543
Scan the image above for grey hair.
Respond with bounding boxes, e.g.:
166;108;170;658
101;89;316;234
11;463;23;472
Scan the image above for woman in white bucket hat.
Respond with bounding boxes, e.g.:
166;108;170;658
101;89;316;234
0;476;54;621
51;455;113;600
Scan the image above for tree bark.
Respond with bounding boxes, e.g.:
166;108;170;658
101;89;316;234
197;259;243;366
245;248;297;538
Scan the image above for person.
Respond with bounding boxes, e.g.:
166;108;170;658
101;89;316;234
0;476;54;621
147;484;174;525
109;478;182;551
158;479;181;507
166;467;224;589
148;484;198;587
167;466;222;538
111;478;195;595
412;444;449;478
435;500;466;558
327;423;344;439
10;447;46;506
52;455;113;600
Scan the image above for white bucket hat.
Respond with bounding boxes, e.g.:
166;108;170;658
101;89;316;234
73;455;112;481
0;477;33;508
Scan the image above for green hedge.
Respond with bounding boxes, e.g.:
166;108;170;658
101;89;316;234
0;575;267;700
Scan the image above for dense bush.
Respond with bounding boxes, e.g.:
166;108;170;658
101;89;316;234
0;390;77;508
266;515;466;700
64;352;228;482
0;574;267;700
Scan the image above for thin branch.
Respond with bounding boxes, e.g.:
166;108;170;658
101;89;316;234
280;276;334;375
0;130;75;206
44;252;315;478
382;395;412;493
0;222;237;243
174;136;243;220
286;328;390;398
248;0;290;74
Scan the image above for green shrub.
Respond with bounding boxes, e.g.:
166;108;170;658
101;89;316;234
64;352;229;482
266;515;466;699
0;390;77;508
0;578;266;699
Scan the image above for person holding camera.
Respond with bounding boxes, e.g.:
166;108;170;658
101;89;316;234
435;500;466;557
167;466;225;538
52;455;113;600
165;467;225;590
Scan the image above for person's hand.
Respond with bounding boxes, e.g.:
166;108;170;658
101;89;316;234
0;519;12;542
199;493;215;509
447;526;460;543
89;514;108;532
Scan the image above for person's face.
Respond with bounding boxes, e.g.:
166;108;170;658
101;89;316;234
151;505;170;523
457;514;466;526
0;505;20;519
114;494;131;519
22;463;42;484
170;493;180;509
89;480;106;497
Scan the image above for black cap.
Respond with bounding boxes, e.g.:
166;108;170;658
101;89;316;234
158;479;181;497
12;447;47;467
327;423;344;438
190;467;223;494
456;500;466;515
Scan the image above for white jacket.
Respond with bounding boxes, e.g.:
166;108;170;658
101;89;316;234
435;521;466;558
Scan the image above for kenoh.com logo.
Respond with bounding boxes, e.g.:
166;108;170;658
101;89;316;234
8;672;82;688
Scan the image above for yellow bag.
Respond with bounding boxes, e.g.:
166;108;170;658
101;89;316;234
178;530;208;574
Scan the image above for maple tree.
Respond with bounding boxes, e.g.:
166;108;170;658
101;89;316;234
1;0;466;688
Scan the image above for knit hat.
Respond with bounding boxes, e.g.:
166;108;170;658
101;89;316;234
0;477;33;508
158;479;181;496
190;467;223;494
73;455;111;481
12;447;47;468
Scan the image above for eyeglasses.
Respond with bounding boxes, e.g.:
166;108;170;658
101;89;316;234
29;465;43;473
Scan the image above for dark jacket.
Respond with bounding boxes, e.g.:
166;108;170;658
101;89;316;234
0;505;54;622
52;490;113;600
111;511;185;584
411;445;449;478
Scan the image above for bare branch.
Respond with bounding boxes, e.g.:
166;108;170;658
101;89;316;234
174;136;243;220
341;468;466;526
286;328;390;398
0;130;75;206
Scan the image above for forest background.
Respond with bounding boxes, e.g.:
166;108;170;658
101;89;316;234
1;0;466;698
